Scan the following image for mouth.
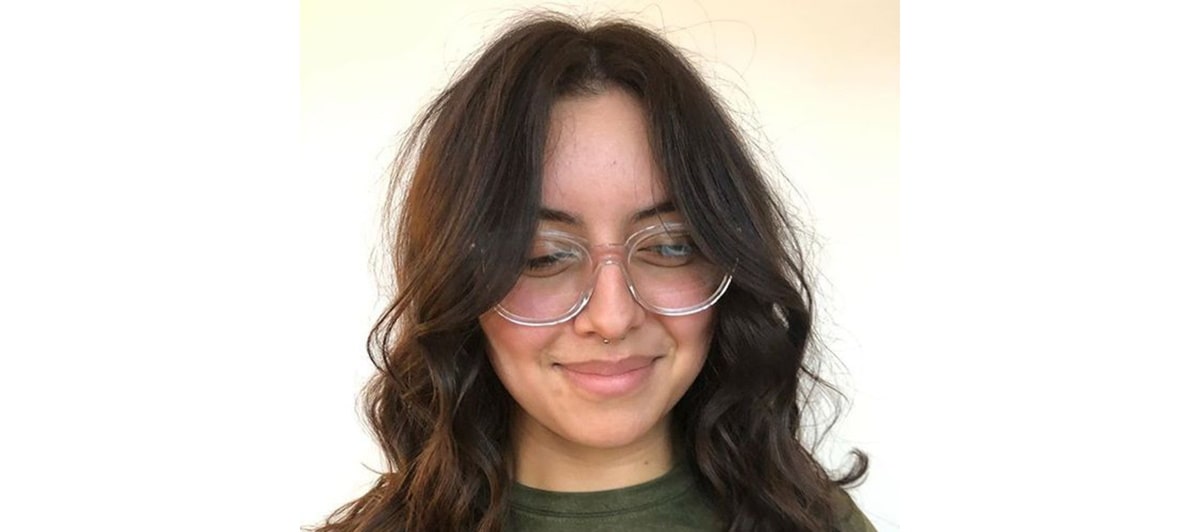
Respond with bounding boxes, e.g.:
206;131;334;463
555;355;659;376
554;356;661;397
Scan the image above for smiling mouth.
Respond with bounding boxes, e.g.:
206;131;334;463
555;355;659;375
554;356;661;397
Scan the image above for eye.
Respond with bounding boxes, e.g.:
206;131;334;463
523;240;583;277
653;243;693;257
635;234;697;267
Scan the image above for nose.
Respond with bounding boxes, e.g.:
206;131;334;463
572;258;645;341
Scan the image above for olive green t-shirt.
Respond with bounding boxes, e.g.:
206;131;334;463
507;464;875;532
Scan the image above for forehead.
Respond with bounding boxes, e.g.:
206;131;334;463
541;89;669;225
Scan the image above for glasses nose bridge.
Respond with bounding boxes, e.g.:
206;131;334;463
587;241;632;280
581;240;640;305
588;241;628;278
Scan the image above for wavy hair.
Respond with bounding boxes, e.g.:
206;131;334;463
315;13;867;532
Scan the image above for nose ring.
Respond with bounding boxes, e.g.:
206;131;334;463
602;337;610;344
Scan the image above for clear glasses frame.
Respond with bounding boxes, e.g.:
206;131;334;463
494;221;734;327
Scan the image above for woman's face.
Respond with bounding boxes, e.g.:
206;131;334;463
479;88;714;455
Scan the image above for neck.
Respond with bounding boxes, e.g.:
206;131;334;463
511;414;674;492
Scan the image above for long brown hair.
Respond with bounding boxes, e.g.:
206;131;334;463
315;13;867;532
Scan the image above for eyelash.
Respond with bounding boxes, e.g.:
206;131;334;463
526;251;574;270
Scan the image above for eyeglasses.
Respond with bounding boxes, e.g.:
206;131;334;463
494;222;733;326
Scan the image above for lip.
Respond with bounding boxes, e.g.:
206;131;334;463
555;356;659;397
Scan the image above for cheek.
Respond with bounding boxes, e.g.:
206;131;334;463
479;313;558;372
661;310;717;381
668;310;717;350
684;314;717;391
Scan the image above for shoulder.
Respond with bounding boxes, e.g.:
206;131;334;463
830;487;877;532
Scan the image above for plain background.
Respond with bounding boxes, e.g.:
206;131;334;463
2;1;1198;532
301;0;897;529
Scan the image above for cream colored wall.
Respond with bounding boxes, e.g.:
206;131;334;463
301;1;897;529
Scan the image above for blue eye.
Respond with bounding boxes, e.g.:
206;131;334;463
652;243;693;258
636;240;696;267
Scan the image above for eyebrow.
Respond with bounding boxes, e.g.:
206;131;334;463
537;200;676;226
631;200;677;223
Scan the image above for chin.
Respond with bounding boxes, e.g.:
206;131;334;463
567;429;642;449
554;412;666;450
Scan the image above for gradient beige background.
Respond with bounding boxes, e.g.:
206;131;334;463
301;1;897;529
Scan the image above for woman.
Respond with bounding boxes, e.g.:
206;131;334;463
317;13;873;532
